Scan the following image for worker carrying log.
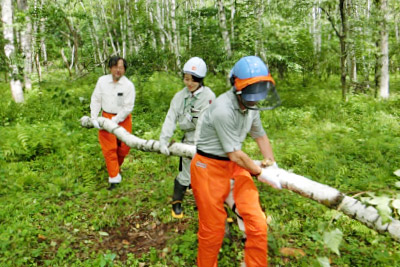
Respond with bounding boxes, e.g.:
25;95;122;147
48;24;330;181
159;57;215;219
191;56;281;267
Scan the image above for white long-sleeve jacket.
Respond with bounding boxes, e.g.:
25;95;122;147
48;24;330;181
90;74;135;123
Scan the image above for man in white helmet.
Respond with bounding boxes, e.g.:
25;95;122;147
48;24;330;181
159;57;215;218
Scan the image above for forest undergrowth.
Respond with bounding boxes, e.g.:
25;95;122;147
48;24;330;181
1;70;400;266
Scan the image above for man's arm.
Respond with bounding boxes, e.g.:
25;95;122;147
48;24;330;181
255;134;275;163
227;150;262;176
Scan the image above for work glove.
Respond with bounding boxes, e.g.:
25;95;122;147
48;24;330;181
91;118;100;129
257;165;282;190
111;116;119;124
159;144;170;156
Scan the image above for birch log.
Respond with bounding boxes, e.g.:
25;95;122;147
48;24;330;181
80;116;400;242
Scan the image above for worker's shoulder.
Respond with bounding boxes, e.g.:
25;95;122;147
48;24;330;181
120;76;135;88
201;86;216;98
97;74;112;83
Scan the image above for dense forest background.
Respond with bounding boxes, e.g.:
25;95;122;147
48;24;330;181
1;0;400;266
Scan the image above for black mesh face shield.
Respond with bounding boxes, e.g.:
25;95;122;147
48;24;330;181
239;81;281;111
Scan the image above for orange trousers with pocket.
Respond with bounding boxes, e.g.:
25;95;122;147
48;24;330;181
98;112;132;178
191;153;268;267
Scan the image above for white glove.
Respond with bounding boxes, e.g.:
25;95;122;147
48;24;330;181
257;165;282;190
91;118;100;129
159;144;170;156
111;116;119;123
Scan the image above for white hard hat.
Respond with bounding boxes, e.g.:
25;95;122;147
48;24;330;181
183;57;207;78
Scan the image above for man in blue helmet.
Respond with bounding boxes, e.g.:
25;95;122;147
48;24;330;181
191;56;281;266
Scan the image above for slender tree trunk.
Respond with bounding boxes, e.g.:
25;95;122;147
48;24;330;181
217;0;232;58
61;48;72;77
339;0;348;100
155;0;166;51
230;0;235;43
118;0;127;58
2;0;24;103
170;0;181;69
321;1;348;100
186;1;192;51
125;0;136;54
17;0;32;91
63;16;80;73
87;0;106;73
35;53;42;82
100;0;118;55
146;1;157;50
346;0;357;84
376;0;390;99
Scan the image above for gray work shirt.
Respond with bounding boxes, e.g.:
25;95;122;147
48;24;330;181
196;89;266;157
160;86;215;146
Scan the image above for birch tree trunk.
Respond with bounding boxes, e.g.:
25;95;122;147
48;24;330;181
146;0;157;50
217;0;232;58
125;0;137;54
2;0;24;103
230;0;235;43
86;0;106;73
100;0;118;55
321;0;348;100
80;115;400;242
339;0;348;100
311;4;321;74
376;0;390;99
346;0;357;83
17;0;32;91
63;16;80;74
170;0;181;69
118;0;126;58
155;0;166;51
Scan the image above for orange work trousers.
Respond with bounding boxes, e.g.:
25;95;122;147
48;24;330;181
98;112;132;178
191;153;268;267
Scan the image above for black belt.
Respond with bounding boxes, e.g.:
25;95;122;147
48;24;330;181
197;149;230;161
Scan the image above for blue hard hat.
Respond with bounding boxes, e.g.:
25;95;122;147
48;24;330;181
231;56;270;80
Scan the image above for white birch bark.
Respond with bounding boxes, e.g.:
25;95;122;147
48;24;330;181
170;0;181;69
378;0;390;99
230;0;235;42
155;0;166;50
100;0;118;55
217;0;232;58
17;0;32;91
346;0;357;83
80;115;400;242
61;48;73;76
2;0;24;103
186;1;192;51
86;0;106;73
146;1;157;50
39;0;47;67
118;0;126;58
125;0;136;54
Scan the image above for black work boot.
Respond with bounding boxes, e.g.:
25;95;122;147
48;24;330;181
171;178;188;219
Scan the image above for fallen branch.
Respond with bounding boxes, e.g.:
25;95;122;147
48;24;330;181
80;116;400;242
